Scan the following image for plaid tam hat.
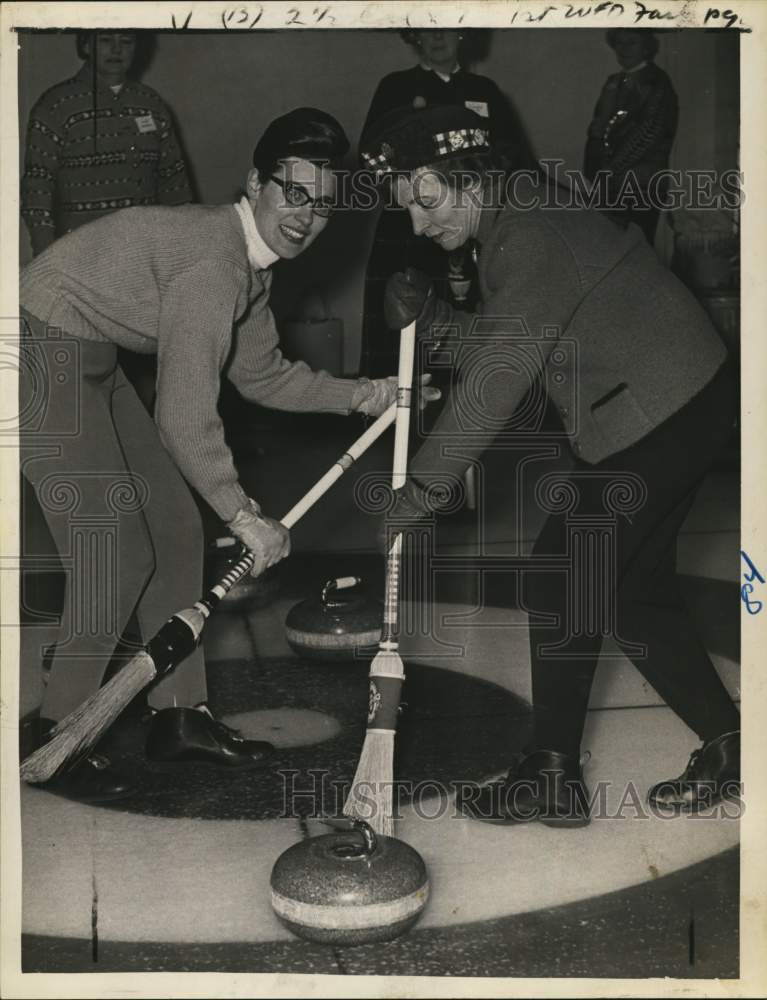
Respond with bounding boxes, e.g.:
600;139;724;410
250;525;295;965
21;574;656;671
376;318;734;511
360;104;490;177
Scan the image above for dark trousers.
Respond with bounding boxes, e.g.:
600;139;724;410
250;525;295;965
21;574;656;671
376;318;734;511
524;362;740;756
20;312;207;721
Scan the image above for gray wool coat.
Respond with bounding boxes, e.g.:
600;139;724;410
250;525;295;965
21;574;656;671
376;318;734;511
410;193;728;484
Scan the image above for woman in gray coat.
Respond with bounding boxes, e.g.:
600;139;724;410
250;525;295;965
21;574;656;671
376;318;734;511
361;104;740;826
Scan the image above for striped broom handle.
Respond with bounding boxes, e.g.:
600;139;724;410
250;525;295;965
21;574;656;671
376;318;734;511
380;535;402;647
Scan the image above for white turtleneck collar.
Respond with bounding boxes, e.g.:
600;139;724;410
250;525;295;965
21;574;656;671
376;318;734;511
235;196;279;271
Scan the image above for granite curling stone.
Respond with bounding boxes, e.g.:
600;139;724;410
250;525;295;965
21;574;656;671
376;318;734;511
285;577;382;659
270;820;429;945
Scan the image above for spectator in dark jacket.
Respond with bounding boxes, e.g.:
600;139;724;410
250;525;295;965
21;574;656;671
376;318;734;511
360;29;535;377
584;29;678;244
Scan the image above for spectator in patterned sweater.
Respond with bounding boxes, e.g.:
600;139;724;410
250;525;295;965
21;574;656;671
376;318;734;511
583;29;678;244
20;108;435;803
21;31;192;257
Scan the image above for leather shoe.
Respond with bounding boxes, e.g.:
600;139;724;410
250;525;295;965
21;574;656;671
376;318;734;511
647;730;741;813
459;749;591;828
35;753;136;803
146;707;274;768
25;717;135;803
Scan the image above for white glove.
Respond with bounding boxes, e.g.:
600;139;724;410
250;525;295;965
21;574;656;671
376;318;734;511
227;499;290;578
352;374;441;418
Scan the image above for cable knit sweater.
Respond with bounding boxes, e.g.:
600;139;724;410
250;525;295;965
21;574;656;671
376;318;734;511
20;203;358;521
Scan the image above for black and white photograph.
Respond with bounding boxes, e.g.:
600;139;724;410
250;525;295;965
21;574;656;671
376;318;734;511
1;1;765;997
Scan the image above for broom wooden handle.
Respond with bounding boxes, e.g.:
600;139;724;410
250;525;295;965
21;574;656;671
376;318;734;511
379;322;416;646
201;401;398;612
392;322;416;491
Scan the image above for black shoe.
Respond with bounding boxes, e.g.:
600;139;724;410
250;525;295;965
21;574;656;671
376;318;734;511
145;707;274;769
34;752;136;803
459;749;591;828
647;730;741;814
24;717;135;803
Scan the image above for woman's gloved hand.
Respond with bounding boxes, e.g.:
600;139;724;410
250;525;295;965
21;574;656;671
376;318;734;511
383;267;441;335
352;374;441;418
227;499;291;577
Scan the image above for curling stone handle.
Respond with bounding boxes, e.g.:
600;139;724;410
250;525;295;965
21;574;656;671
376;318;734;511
351;819;378;857
321;576;361;604
214;536;238;549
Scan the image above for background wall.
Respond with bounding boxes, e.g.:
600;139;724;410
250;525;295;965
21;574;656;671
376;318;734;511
18;28;739;372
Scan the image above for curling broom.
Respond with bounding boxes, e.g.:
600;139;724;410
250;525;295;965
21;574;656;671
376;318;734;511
343;322;416;836
21;402;399;784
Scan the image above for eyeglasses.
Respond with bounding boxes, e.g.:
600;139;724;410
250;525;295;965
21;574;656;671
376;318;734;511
269;175;333;218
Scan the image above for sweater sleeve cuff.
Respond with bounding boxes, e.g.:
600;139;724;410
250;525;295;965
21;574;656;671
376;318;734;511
316;377;359;414
206;481;251;524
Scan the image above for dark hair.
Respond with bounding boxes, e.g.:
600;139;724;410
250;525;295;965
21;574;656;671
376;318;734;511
252;107;350;181
75;30;156;77
398;28;492;64
605;28;660;60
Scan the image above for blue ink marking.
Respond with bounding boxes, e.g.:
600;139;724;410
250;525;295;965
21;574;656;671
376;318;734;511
740;551;764;615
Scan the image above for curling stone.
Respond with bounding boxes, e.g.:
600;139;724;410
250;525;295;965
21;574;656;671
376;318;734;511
206;538;279;611
270;820;429;945
285;577;382;660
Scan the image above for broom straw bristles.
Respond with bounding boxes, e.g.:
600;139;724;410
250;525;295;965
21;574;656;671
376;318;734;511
343;730;395;837
343;645;405;835
19;651;157;784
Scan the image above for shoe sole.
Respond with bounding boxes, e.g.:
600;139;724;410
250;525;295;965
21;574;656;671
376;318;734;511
145;756;272;773
462;808;591;828
540;816;591;829
647;798;739;816
27;782;137;804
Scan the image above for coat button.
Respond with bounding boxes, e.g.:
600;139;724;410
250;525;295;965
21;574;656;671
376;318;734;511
560;406;569;418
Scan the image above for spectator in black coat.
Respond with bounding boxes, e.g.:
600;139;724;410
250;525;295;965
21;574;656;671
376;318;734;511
584;29;678;244
360;29;534;377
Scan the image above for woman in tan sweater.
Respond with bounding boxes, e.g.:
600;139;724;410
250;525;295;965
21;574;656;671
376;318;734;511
20;107;422;802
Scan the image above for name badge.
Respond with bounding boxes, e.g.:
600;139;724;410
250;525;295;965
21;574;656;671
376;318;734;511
465;100;489;118
135;114;157;134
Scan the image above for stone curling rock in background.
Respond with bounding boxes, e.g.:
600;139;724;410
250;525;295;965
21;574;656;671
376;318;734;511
285;577;382;660
270;820;429;945
206;538;280;612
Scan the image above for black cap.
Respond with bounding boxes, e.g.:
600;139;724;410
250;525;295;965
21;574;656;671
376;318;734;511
360;104;490;177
